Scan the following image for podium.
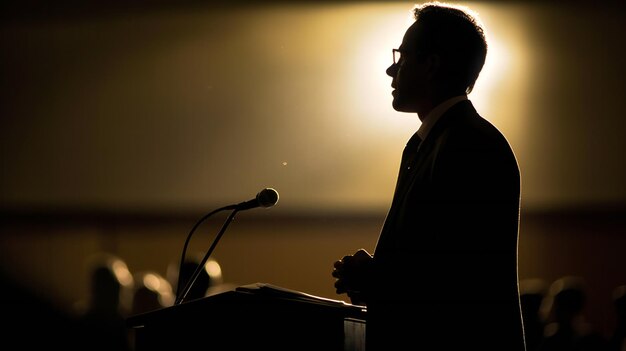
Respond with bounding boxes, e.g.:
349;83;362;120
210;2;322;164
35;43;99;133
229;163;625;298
126;283;367;351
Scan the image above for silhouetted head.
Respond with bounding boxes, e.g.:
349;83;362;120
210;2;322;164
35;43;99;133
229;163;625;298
167;256;224;301
92;266;120;309
386;2;487;114
131;271;174;315
546;276;587;324
86;253;133;314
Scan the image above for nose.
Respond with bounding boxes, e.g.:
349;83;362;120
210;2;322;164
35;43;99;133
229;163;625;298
386;63;398;78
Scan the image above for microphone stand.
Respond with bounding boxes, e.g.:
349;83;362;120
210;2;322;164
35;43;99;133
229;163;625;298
175;208;240;305
174;204;235;301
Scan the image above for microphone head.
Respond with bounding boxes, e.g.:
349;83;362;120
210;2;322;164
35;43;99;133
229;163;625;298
256;188;279;208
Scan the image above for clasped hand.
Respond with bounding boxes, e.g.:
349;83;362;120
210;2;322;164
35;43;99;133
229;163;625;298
332;248;373;305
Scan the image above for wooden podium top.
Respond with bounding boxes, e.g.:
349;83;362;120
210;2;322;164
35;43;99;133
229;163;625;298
126;283;366;351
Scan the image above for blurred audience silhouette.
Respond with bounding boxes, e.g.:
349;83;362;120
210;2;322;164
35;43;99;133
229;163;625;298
167;254;234;303
130;270;174;316
539;276;608;351
7;247;626;351
74;253;134;351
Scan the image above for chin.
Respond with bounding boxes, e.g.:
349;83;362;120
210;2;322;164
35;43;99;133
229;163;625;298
392;99;416;113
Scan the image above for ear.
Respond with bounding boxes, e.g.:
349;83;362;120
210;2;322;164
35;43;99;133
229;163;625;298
425;53;441;79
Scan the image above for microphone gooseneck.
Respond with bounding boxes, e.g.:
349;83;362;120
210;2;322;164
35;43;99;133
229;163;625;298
175;209;238;305
174;188;279;305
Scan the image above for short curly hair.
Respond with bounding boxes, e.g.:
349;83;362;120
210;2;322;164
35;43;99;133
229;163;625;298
411;2;488;94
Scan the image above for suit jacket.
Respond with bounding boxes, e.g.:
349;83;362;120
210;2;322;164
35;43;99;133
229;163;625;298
367;100;526;350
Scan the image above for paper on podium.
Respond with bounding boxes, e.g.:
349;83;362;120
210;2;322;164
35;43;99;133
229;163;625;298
236;282;362;309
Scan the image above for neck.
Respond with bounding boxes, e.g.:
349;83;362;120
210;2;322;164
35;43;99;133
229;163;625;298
416;92;461;121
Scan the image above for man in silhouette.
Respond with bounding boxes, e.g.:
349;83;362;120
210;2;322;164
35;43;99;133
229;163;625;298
332;3;525;350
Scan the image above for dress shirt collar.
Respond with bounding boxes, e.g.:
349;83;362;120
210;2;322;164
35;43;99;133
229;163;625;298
416;95;468;141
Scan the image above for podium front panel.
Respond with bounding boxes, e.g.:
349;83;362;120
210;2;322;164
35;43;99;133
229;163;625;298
127;290;366;351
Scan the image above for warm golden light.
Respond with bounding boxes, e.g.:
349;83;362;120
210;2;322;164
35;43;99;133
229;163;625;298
204;259;223;281
137;271;175;307
112;259;134;287
143;273;162;291
465;3;530;144
6;1;610;213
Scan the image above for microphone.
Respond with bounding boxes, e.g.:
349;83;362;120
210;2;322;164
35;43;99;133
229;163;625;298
174;187;279;305
233;188;280;211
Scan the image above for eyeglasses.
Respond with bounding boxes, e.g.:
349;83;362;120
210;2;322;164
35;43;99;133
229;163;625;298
393;48;420;64
392;48;402;64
